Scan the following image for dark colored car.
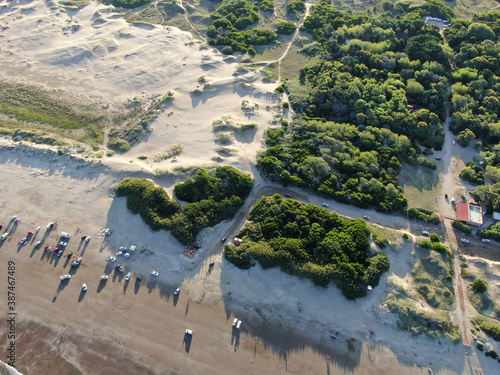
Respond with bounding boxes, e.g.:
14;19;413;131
284;194;292;198
221;237;227;242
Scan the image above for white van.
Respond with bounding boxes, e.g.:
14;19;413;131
60;232;71;239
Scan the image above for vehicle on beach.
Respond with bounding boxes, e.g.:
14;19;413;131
56;249;64;257
174;288;180;295
85;236;91;243
72;257;82;268
481;239;491;243
125;272;131;281
115;264;124;272
35;226;40;233
136;274;142;282
58;241;68;247
60;231;71;239
82;284;87;291
46;222;55;230
150;271;159;276
100;275;108;280
34;241;42;247
1;233;8;240
322;203;329;207
18;237;28;245
185;329;193;335
9;216;16;222
60;274;71;280
108;256;116;263
119;246;127;251
460;238;470;243
27;231;34;236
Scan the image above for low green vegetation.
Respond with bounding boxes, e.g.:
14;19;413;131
473;317;500;341
109;0;152;8
385;276;460;342
0;80;106;146
460;163;484;185
115;166;253;244
472;278;488;293
452;219;473;235
108;92;174;152
224;194;390;300
407;207;441;224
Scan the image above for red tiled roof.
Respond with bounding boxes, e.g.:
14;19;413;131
455;202;469;222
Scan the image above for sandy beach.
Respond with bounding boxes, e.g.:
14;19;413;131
0;1;498;375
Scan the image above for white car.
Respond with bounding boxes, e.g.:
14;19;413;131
1;233;9;240
363;215;370;220
100;275;108;280
85;236;91;243
185;329;193;335
34;241;41;247
322;203;329;207
58;241;68;247
82;284;87;291
125;272;131;281
422;230;430;235
150;271;159;277
481;239;491;243
174;288;180;295
108;256;116;263
460;238;469;243
60;274;71;280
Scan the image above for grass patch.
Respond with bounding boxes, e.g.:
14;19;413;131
385;276;461;343
412;247;455;310
152;144;184;162
0;80;106;145
399;163;440;211
472;316;500;341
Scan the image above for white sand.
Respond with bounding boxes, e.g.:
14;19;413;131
0;1;498;375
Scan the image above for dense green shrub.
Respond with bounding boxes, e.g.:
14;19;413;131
286;0;306;14
111;0;152;8
460;163;484;185
225;195;390;300
429;233;440;242
372;233;389;248
472;278;488;293
407;207;441;224
452;219;472;235
277;21;296;35
115;167;253;245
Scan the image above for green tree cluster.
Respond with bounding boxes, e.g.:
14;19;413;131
224;195;390;299
110;0;152;8
115;167;253;245
258;120;411;211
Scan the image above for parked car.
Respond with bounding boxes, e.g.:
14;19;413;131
71;257;82;268
108;256;116;263
18;237;28;245
85;236;91;243
185;329;193;335
125;272;131;281
34;241;41;247
60;274;71;280
100;275;108;280
422;230;430;235
58;241;68;247
221;237;227;242
1;233;8;240
460;238;470;243
481;239;491;243
56;250;64;257
322;203;329;207
363;215;370;220
174;288;180;295
60;232;71;239
82;284;87;291
150;271;159;277
435;157;441;160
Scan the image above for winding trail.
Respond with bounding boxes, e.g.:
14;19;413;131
178;0;206;43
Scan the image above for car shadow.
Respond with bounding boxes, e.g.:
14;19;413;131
183;333;192;353
134;277;142;295
173;293;180;307
52;278;70;302
123;279;130;294
78;289;86;302
97;278;107;293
